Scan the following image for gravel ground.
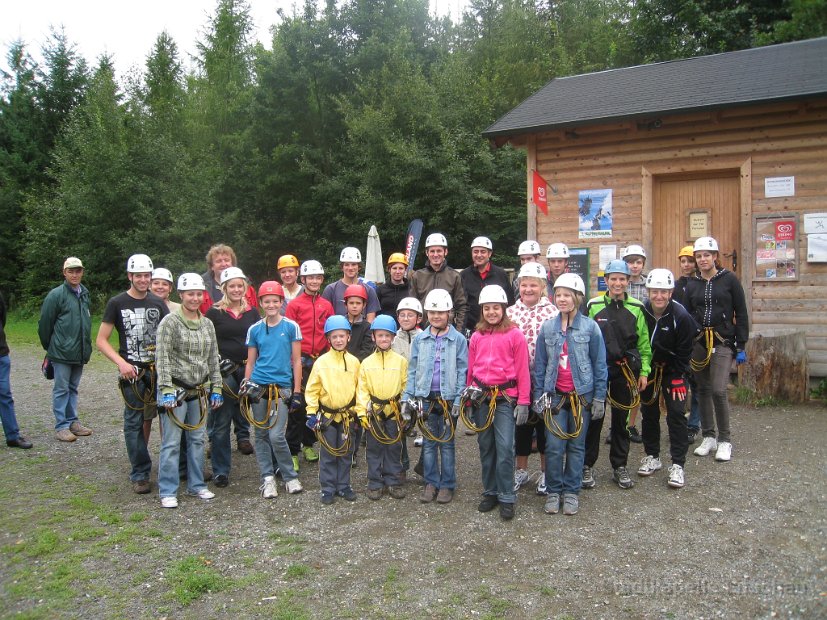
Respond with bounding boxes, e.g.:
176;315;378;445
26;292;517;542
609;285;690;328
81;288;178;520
1;343;825;619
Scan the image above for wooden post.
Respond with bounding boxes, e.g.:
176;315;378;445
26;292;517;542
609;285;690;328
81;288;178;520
740;330;809;403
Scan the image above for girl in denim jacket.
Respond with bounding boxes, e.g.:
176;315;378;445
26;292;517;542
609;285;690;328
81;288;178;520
533;274;607;516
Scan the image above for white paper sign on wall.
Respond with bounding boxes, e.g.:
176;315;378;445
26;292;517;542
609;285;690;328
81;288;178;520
764;176;795;198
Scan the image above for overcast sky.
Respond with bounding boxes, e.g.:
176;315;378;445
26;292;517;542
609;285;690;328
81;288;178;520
1;0;465;78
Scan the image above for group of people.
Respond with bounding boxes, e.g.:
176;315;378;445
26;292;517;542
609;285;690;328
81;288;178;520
2;231;748;519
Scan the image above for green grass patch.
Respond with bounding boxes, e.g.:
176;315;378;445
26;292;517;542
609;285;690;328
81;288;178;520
70;525;107;541
285;563;310;579
540;585;558;596
26;529;70;558
127;511;149;523
733;386;787;407
167;555;231;606
265;588;311;620
268;531;308;556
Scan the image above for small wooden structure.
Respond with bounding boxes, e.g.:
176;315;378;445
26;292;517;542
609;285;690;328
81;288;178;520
483;38;827;379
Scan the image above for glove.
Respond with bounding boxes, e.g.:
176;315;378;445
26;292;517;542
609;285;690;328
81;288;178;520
210;393;224;409
736;350;746;365
358;416;370;430
306;414;319;431
532;393;549;415
668;378;687;401
400;403;412;424
590;399;606;421
450;403;461;420
288;392;305;414
514;404;530;426
160;393;177;409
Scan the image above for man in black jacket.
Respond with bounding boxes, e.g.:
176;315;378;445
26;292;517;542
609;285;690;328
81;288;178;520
0;290;32;449
461;236;515;336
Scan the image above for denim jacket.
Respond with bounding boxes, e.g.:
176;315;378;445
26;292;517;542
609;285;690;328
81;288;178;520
533;312;608;404
403;325;468;405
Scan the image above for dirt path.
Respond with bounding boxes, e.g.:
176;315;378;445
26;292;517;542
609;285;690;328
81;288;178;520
1;343;825;619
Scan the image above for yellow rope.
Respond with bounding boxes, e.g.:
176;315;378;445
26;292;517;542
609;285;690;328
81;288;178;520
164;387;208;431
690;328;716;371
366;398;403;445
640;364;664;406
316;411;353;457
416;398;455;443
459;387;498;433
241;385;282;430
607;361;641;411
118;366;156;410
542;393;583;439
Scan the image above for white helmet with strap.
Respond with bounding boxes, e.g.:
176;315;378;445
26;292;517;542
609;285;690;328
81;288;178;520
339;247;362;263
300;260;325;276
517;240;541;256
471;236;493;250
518;262;547;280
151;268;173;283
423;288;453;311
546;243;569;259
478;285;508;305
397;297;423;315
621;244;647;259
220;266;247;285
694;236;719;252
553;273;585;295
646;268;675;290
177;273;206;291
127;254;154;273
425;233;448;248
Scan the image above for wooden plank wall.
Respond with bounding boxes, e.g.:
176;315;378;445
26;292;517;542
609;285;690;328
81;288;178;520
518;100;827;377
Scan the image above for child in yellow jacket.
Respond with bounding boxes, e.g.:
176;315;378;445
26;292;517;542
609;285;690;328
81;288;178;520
355;316;409;500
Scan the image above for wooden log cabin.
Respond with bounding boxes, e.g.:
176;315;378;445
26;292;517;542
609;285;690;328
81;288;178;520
483;37;827;379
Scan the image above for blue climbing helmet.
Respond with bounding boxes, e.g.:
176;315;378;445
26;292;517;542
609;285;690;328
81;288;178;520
370;315;398;334
324;315;352;334
604;259;631;276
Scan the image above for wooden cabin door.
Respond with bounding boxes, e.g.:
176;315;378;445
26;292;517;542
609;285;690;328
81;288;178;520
653;172;741;276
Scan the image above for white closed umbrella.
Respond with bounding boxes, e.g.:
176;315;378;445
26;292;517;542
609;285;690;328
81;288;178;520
364;225;385;284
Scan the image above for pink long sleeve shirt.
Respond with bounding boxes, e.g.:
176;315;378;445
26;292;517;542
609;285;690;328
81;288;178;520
466;326;531;406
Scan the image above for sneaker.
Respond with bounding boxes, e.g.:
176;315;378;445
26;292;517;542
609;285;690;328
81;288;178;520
213;474;229;488
637;455;663;477
69;421;92;436
413;435;424;447
292;455;300;473
536;472;548;496
187;488;216;500
367;487;383;500
285;478;304;494
715;442;732;462
321;492;335;505
160;496;178;509
513;468;530;492
499;502;515;520
667;464;685;488
613;466;634;489
302;446;319;462
436;488;454;504
581;466;596;489
339;487;357;501
694;437;718;457
237;439;254;455
388;485;406;499
420;484;437;503
627;426;642;443
562;494;579;515
261;476;278;498
687;428;699;444
56;429;77;442
478;495;499;512
544;493;561;514
132;480;151;494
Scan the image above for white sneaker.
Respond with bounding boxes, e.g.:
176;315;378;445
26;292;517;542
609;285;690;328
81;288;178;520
667;464;685;488
285;478;304;494
637;455;663;476
160;496;178;509
260;475;278;499
187;488;215;500
513;468;530;492
693;437;718;456
715;442;732;462
413;434;423;447
536;472;548;496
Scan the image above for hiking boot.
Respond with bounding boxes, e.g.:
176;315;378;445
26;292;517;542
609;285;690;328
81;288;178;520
367;487;383;500
478;495;499;512
562;494;579;515
499;502;515;520
544;493;561;515
613;467;634;489
187;488;216;500
292;455;300;473
6;436;32;449
420;484;437;503
581;466;596;489
56;429;77;442
388;485;406;499
237;439;254;455
715;442;732;462
132;479;151;494
69;421;92;436
436;488;454;504
667;464;685;488
260;476;278;498
302;446;319;462
536;472;548;496
513;468;530;492
637;455;663;477
627;426;642;443
694;437;718;457
160;496;178;509
213;474;229;488
339;487;357;501
321;492;335;505
285;478;304;494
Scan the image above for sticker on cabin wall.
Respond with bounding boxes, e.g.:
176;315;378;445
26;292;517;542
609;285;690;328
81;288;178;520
578;189;613;238
764;176;795;198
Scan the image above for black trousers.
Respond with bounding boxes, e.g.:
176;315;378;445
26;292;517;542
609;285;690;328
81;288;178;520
584;375;632;470
640;375;689;467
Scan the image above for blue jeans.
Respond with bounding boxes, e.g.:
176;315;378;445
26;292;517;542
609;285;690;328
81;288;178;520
252;390;297;482
207;373;240;478
475;398;516;503
51;361;83;430
687;390;700;431
545;406;590;495
422;403;456;490
158;399;207;497
0;355;21;441
121;379;152;482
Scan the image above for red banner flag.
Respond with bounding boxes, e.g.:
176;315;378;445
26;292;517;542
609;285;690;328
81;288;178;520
533;170;548;215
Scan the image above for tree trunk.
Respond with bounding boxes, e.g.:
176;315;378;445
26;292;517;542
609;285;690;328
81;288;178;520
740;330;809;403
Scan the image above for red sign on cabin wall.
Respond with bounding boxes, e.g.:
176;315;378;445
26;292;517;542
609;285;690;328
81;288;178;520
775;221;795;241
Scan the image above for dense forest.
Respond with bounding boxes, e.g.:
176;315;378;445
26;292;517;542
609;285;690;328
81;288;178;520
2;0;824;309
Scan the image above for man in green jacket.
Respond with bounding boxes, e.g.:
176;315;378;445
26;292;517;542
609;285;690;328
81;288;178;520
38;257;93;442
